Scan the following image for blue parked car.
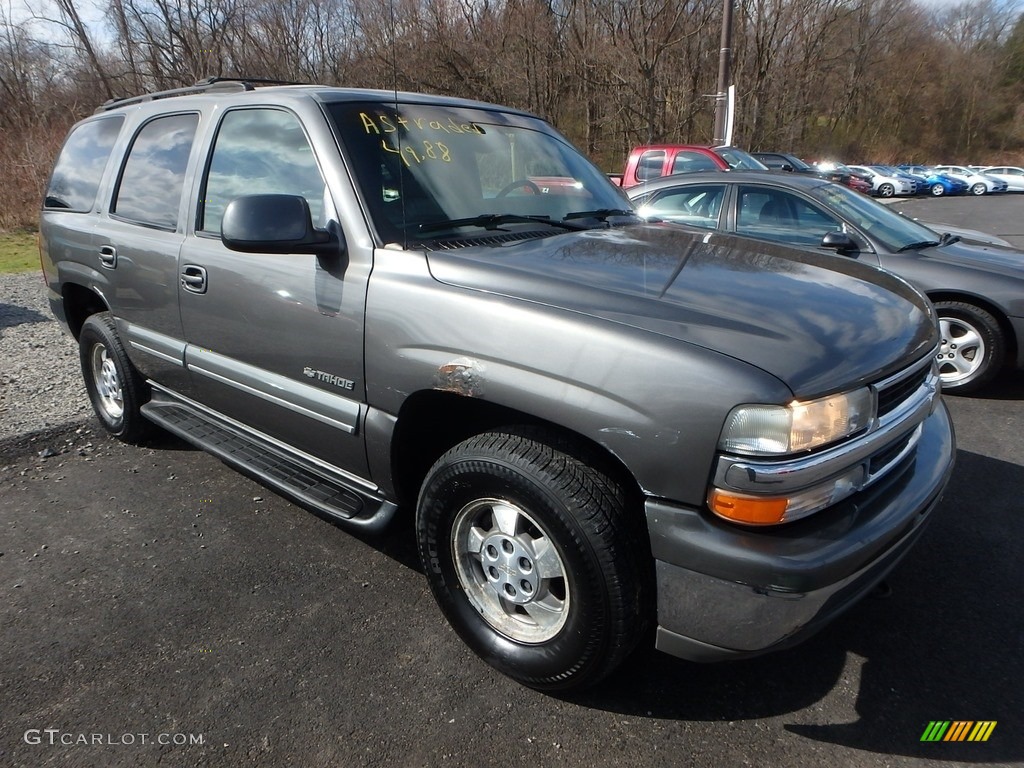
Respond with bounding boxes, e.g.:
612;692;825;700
898;165;968;196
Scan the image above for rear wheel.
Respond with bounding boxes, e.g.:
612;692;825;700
970;182;987;196
930;183;945;196
416;428;650;690
878;183;895;198
79;312;153;442
933;301;1004;394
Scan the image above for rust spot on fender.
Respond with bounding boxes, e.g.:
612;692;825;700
434;357;486;397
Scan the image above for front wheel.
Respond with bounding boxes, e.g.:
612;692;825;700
970;182;987;196
934;301;1005;394
79;312;153;442
930;183;945;196
878;183;895;198
416;429;650;690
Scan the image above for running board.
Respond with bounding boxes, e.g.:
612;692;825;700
141;392;397;534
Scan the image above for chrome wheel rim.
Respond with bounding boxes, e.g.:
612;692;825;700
90;343;124;421
937;316;985;384
452;498;569;644
931;184;944;196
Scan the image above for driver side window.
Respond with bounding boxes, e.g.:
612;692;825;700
199;108;330;235
736;187;842;246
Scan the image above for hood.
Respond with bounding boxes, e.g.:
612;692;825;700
922;239;1024;274
424;224;936;396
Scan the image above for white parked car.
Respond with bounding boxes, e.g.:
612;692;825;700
933;165;1008;195
980;166;1024;192
846;165;915;197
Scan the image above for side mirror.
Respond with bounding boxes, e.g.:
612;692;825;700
821;231;858;253
222;194;340;256
780;163;794;172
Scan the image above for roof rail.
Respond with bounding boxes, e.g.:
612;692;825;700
94;77;310;113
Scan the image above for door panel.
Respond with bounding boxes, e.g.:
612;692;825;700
177;107;369;476
102;112;200;394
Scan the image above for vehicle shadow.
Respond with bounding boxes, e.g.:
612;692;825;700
564;448;1023;763
0;302;48;332
964;369;1024;401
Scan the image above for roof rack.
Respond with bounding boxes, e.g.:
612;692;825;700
94;77;310;113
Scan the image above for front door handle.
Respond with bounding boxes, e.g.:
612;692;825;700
98;245;117;269
180;265;208;294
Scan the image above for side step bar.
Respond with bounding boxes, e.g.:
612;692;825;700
141;391;398;534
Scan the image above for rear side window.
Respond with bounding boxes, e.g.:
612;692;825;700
113;113;199;230
44;117;124;212
639;184;725;229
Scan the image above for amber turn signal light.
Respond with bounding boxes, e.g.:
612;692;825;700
708;489;788;525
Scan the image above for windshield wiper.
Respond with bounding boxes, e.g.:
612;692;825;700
563;208;637;222
939;232;961;246
417;214;584;234
897;240;941;252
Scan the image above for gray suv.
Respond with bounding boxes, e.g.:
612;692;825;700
40;79;955;690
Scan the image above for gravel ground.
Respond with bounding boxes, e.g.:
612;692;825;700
0;272;92;440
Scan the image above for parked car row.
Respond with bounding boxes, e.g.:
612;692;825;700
615;144;1024;200
833;162;1015;197
761;154;1021;198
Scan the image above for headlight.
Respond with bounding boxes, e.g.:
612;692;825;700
719;388;874;456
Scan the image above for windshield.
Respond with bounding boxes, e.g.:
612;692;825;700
326;101;630;246
715;147;769;171
809;182;939;251
786;155;813;171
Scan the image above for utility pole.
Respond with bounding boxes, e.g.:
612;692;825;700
712;0;734;146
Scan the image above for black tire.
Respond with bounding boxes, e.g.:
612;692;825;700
79;312;153;443
878;183;895;198
416;428;650;690
930;183;945;196
970;182;987;196
933;301;1005;394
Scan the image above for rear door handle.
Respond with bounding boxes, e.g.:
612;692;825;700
98;245;117;269
180;265;208;294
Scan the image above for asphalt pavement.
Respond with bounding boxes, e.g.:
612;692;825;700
2;195;1023;768
892;194;1024;249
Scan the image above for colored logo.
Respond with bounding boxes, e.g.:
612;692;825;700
920;721;996;742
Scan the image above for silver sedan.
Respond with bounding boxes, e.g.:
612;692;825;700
981;166;1024;192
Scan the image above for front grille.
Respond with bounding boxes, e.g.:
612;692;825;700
876;358;932;419
868;429;914;476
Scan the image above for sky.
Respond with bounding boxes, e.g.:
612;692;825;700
4;0;109;42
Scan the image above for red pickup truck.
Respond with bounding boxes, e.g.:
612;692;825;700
615;144;768;188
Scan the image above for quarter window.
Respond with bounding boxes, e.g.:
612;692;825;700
44;117;124;212
113;113;199;229
199;109;327;234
